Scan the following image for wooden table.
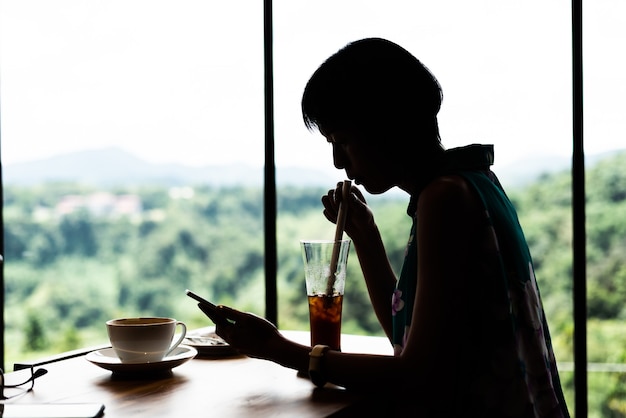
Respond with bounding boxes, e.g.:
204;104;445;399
6;330;393;417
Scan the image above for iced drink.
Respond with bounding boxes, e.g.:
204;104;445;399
308;294;343;350
301;239;350;351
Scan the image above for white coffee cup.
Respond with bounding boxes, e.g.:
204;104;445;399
106;317;187;363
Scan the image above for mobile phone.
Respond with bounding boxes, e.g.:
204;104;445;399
185;289;217;309
0;403;105;418
185;289;228;325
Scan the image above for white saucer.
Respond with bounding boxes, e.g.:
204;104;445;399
86;345;197;375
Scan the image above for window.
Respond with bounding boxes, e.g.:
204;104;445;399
0;0;265;364
2;1;625;415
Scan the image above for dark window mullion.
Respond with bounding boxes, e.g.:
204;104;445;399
263;0;277;326
572;0;587;415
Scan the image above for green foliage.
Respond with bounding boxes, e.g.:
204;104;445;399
4;151;626;417
23;310;47;351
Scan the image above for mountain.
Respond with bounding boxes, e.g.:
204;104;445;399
2;147;623;189
1;147;335;187
495;149;625;188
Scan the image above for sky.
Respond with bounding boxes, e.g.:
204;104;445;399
1;0;624;179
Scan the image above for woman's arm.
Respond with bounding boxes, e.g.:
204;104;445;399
350;221;397;338
322;183;397;338
398;175;481;401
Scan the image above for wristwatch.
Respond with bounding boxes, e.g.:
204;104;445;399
308;344;330;387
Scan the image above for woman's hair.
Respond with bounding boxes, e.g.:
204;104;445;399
302;38;443;141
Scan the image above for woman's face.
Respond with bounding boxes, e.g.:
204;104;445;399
323;127;402;194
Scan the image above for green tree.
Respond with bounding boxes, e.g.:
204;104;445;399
23;311;47;351
59;210;98;256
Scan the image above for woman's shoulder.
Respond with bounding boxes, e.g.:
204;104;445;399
419;174;477;205
416;174;483;223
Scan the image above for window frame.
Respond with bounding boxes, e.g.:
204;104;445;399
571;0;586;414
0;0;587;412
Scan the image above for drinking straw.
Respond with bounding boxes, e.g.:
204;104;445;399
325;180;351;295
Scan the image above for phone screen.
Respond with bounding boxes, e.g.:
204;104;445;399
185;289;216;309
186;289;234;326
0;403;105;418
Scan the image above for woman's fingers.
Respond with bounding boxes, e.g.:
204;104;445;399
321;183;370;230
322;182;353;218
198;303;231;330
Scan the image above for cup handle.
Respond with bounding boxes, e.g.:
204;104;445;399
165;321;187;356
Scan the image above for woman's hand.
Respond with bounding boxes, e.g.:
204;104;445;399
321;182;375;240
199;304;284;360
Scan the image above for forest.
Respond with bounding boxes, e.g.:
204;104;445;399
3;151;626;417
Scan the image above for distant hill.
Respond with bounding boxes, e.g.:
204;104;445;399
2;147;623;189
495;149;624;188
1;147;335;187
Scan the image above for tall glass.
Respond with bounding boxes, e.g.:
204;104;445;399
300;239;350;351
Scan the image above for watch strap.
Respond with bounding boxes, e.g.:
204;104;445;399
308;344;330;387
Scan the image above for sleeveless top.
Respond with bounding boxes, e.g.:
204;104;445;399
391;144;569;417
